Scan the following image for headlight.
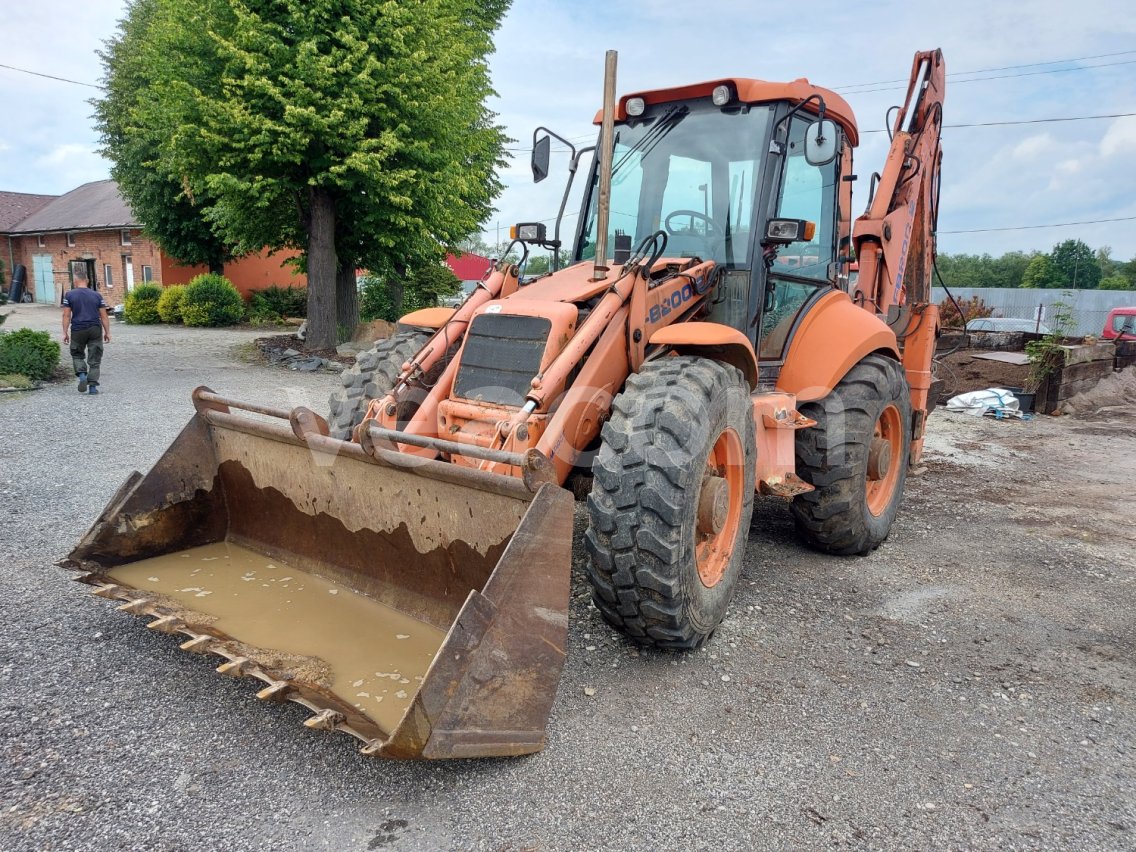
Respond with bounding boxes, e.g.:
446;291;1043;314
711;85;732;107
511;222;547;243
625;97;646;117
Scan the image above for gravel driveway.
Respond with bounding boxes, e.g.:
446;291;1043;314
1;302;1133;851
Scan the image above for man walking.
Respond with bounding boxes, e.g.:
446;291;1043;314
61;269;111;394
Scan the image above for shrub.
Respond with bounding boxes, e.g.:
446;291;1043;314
124;282;164;324
938;294;994;330
157;284;188;323
0;328;60;381
247;285;307;321
181;273;244;327
360;265;462;322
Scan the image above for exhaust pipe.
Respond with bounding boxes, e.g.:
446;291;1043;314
592;49;618;281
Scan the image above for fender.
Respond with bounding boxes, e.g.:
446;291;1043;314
650;322;759;390
398;306;456;330
776;290;899;402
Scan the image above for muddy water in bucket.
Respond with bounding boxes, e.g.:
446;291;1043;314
108;542;446;734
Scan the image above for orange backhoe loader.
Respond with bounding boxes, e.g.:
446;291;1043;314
62;49;946;759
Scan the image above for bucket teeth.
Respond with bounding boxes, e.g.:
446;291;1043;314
256;681;293;703
93;584;123;600
179;635;213;654
216;658;252;677
303;708;345;731
360;739;386;757
147;615;185;634
116;598;152;615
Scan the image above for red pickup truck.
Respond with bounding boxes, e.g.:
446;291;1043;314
1103;307;1136;341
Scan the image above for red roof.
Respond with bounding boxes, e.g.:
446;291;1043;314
447;252;491;281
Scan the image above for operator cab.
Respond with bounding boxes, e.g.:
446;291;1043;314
535;78;857;369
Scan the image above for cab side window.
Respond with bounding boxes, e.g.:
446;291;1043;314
770;118;838;280
759;117;840;360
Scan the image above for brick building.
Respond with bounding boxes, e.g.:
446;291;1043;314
2;180;304;307
3;179;489;309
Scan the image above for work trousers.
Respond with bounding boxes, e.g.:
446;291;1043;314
70;326;104;385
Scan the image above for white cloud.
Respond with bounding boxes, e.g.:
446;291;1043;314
1100;116;1136;157
1011;134;1054;159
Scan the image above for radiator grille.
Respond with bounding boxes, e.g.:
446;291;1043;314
454;314;551;406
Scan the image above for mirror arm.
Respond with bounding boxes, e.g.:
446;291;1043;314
532;126;579;162
771;94;827;137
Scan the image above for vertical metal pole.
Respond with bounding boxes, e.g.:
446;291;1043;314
593;50;618;281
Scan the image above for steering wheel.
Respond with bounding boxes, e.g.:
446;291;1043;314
664;209;720;237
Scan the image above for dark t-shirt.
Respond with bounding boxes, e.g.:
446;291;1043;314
62;288;108;330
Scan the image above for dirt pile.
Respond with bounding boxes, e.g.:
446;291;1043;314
1060;365;1136;417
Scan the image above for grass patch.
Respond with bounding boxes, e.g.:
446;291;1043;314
0;373;35;390
231;340;264;364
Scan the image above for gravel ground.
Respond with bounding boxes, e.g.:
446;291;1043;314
1;302;1134;851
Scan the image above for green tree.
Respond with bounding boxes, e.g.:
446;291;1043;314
1117;256;1136;288
1096;246;1117;279
989;251;1033;288
359;263;462;322
94;0;233;273
1021;254;1061;289
455;234;496;258
524;250;572;276
104;0;511;351
1049;239;1101;289
1099;275;1134;291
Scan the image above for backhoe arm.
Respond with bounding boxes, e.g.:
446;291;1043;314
851;49;945;463
852;48;945;317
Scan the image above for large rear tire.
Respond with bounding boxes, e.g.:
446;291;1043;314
327;330;430;440
791;354;911;555
585;357;756;649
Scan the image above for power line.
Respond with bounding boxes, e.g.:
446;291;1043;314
839;49;1136;90
844;59;1136;95
861;111;1136;134
940;216;1136;234
0;62;103;90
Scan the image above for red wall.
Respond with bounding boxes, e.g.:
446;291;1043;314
162;249;306;297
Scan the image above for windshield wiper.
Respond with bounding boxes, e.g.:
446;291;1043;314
611;105;689;176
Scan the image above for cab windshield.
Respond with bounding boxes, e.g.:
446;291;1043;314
577;103;774;269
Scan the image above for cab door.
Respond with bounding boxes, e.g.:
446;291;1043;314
757;116;841;365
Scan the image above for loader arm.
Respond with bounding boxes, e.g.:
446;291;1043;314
851;49;945;461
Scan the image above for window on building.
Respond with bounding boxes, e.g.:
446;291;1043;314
104;264;114;289
36;234;46;248
142;265;153;282
66;232;76;248
121;230;132;246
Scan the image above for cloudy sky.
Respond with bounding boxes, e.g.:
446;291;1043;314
2;0;1134;260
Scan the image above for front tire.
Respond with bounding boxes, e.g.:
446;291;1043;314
327;330;431;440
585;357;756;649
791;354;912;555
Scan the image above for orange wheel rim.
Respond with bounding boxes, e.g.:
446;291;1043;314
695;428;745;588
866;404;903;517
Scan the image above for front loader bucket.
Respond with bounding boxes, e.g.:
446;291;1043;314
61;388;573;759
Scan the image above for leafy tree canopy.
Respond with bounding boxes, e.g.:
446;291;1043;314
98;0;511;349
1020;254;1063;289
94;0;234;272
1099;275;1135;291
1049;239;1101;289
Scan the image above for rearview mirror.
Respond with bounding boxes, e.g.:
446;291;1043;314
804;119;838;166
532;135;551;183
